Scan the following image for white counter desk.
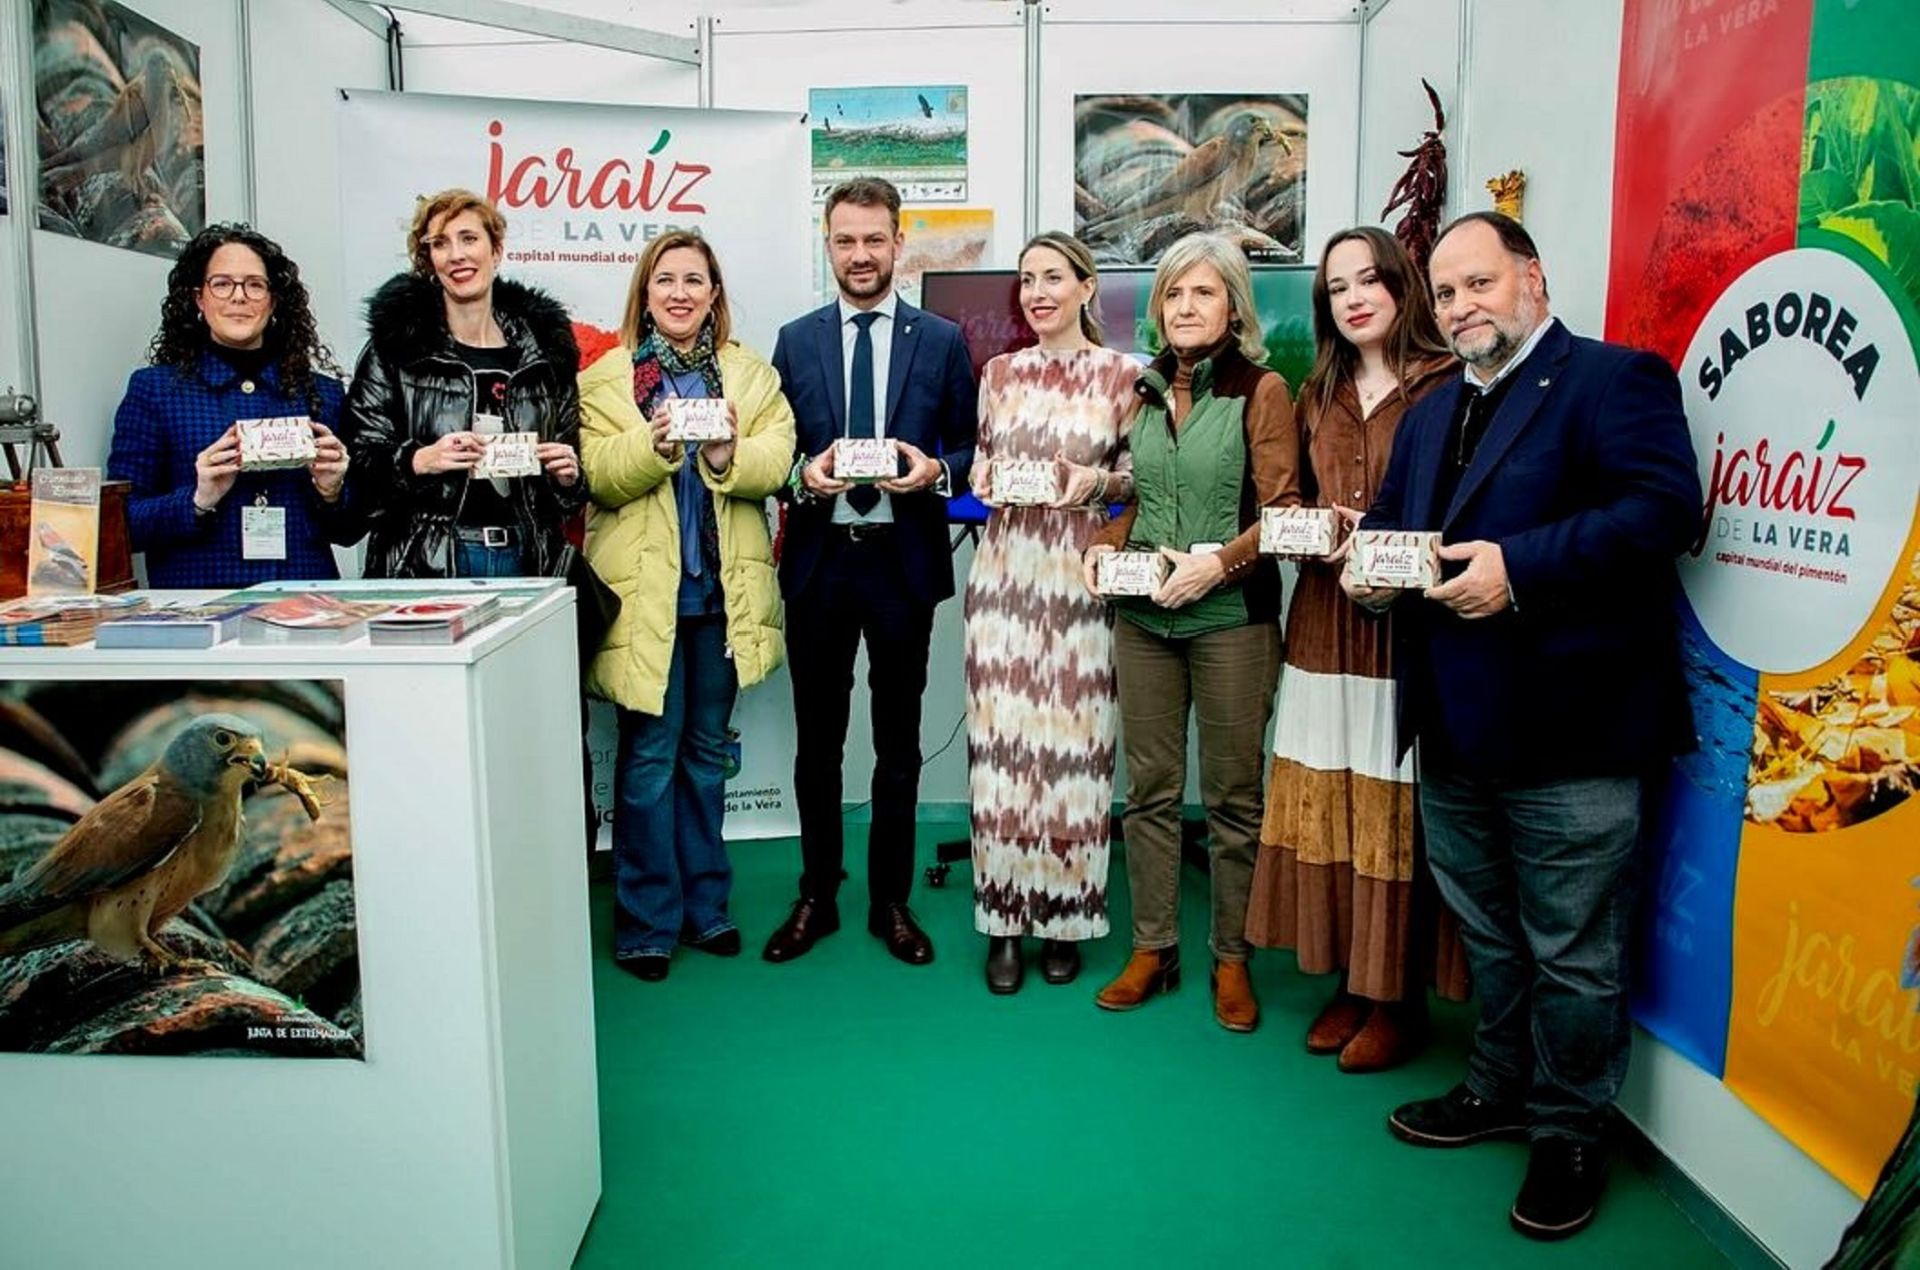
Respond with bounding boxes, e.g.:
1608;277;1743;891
0;584;601;1269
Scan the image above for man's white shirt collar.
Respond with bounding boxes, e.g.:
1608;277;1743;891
1465;315;1558;393
838;291;899;326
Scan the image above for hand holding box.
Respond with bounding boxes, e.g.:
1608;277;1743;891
833;438;898;483
990;460;1059;506
1259;507;1339;557
473;432;542;479
237;417;319;471
1346;530;1442;589
1095;550;1170;597
663;398;732;443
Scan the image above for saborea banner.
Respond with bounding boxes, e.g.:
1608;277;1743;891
336;90;810;840
1608;0;1920;1196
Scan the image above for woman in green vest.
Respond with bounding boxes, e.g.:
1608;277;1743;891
1082;233;1299;1033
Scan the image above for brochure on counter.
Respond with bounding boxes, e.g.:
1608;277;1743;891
27;578;567;650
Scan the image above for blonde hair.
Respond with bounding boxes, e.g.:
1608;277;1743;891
620;231;732;350
408;189;507;276
1148;233;1267;363
1020;231;1104;346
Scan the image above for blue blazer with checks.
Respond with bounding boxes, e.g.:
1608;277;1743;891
107;350;364;587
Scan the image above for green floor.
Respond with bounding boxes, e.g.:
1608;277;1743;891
574;821;1728;1269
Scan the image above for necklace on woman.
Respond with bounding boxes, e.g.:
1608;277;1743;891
1356;373;1395;412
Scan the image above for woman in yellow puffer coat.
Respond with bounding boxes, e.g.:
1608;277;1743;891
579;230;796;981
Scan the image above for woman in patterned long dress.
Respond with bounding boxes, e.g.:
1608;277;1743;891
966;232;1139;995
1246;226;1470;1070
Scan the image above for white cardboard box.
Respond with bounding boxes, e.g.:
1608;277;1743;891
1259;507;1338;556
992;460;1059;506
237;416;318;470
1096;550;1168;597
1347;530;1442;588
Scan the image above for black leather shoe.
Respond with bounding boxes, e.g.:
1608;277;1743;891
1387;1082;1529;1147
868;903;934;965
615;954;670;982
1039;939;1081;985
1510;1137;1606;1240
681;926;743;957
985;936;1024;994
761;898;840;963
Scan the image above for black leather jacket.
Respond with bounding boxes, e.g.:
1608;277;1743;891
343;273;586;578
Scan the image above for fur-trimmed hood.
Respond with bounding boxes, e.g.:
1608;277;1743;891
362;272;578;371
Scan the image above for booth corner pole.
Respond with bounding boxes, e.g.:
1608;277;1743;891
1023;1;1041;241
1354;0;1371;226
1453;0;1474;221
696;15;715;108
1;0;44;401
237;0;260;225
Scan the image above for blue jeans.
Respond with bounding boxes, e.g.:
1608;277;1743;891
455;536;528;578
1418;768;1644;1143
612;614;739;958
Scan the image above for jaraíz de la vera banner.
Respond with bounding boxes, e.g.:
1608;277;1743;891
1608;0;1920;1197
335;90;810;840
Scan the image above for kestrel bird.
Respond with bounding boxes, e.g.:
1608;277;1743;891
1084;113;1281;232
0;714;268;968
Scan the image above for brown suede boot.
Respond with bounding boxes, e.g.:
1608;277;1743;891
1337;1001;1428;1073
1305;990;1370;1054
1211;960;1260;1033
1094;946;1181;1011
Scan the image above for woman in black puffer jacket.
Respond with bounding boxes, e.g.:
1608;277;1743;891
344;188;586;578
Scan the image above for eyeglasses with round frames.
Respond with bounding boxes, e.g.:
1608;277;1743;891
204;275;271;301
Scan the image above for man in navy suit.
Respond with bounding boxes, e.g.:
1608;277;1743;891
762;178;976;966
1344;213;1699;1241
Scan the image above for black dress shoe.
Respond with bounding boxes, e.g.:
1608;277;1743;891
761;898;840;963
681;926;743;957
1387;1082;1529;1147
985;936;1024;994
1039;939;1081;985
868;903;934;965
616;954;670;982
1510;1136;1606;1240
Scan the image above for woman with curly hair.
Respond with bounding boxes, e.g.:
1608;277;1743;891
107;223;360;585
343;188;585;579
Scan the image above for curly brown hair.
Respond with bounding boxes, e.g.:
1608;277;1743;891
147;224;340;414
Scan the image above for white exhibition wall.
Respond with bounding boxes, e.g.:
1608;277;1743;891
0;3;1877;1263
250;0;390;372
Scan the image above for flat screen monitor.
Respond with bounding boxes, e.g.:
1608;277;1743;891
920;265;1316;523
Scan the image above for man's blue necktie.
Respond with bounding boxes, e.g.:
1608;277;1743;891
847;311;881;514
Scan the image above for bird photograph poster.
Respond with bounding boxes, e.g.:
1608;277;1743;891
807;85;969;203
0;680;363;1059
33;0;207;258
1074;93;1308;267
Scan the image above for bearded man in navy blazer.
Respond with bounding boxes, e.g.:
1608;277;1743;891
1344;212;1699;1241
761;178;976;967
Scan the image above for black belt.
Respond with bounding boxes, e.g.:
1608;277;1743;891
456;525;519;547
832;521;894;542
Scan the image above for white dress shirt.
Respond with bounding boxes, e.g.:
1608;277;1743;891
832;290;898;525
